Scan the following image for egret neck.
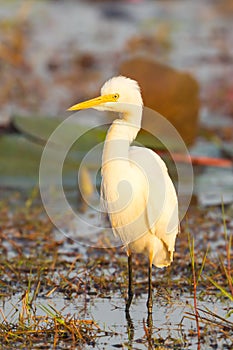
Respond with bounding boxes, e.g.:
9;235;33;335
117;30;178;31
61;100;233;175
102;104;143;168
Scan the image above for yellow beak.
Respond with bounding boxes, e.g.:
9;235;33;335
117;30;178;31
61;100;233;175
67;93;119;111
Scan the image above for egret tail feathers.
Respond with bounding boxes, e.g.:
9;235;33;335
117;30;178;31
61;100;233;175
152;240;174;268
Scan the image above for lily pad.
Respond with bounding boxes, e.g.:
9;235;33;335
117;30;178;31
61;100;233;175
1;115;176;191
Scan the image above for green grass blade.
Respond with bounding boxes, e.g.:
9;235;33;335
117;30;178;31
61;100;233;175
207;276;233;301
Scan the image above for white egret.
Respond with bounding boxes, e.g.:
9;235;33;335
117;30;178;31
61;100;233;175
68;76;179;313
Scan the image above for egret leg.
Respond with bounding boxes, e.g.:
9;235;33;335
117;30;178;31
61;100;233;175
125;254;134;311
125;308;134;345
146;312;153;347
147;255;153;314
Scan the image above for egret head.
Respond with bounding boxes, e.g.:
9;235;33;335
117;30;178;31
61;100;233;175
67;76;143;114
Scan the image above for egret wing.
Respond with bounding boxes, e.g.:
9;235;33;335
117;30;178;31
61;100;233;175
129;147;179;253
101;146;179;251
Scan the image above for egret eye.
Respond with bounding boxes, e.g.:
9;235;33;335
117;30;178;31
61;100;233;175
113;93;119;100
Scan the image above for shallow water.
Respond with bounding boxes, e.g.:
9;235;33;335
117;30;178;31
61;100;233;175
0;199;232;348
1;288;232;349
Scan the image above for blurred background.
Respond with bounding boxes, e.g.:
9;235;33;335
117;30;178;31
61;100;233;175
0;0;233;207
1;2;233;347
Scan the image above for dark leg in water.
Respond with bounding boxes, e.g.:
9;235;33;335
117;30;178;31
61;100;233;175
147;255;153;314
125;254;134;311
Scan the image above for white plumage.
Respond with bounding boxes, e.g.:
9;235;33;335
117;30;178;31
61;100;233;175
68;75;179;313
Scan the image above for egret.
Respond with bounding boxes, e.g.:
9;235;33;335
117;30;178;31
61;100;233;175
68;76;179;313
